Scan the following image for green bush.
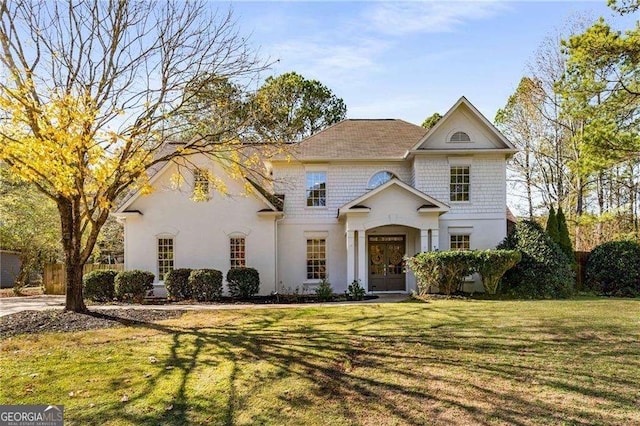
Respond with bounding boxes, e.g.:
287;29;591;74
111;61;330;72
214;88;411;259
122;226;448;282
556;207;574;263
497;220;574;299
114;270;154;302
226;267;260;299
165;268;193;300
346;279;366;301
189;269;223;302
406;252;441;296
83;270;117;302
315;278;333;302
586;240;640;297
406;251;475;296
474;250;522;294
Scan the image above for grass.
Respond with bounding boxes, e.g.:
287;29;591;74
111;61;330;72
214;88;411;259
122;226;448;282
1;298;639;425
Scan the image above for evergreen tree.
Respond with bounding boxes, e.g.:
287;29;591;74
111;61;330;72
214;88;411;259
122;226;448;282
556;207;575;263
546;206;560;244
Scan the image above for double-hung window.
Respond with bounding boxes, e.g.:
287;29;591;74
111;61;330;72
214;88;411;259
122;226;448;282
193;168;210;198
450;235;470;251
306;172;326;207
158;237;174;280
450;166;470;202
306;239;326;280
230;237;246;268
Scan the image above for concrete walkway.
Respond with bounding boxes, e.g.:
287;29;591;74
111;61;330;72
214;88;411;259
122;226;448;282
0;294;410;317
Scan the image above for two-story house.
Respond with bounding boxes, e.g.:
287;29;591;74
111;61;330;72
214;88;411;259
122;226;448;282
115;97;516;296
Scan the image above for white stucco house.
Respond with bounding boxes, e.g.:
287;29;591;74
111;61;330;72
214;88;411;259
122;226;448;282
114;96;517;296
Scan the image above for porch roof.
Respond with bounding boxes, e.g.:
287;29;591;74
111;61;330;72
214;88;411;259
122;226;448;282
337;179;449;217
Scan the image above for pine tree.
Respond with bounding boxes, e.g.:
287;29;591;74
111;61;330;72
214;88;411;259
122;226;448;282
556;207;575;263
546;206;560;244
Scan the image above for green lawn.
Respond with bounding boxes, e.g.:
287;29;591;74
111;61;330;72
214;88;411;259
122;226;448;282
1;299;639;425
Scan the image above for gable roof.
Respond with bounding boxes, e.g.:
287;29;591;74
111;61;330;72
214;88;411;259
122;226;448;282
277;119;428;161
338;178;449;217
245;178;284;211
407;96;517;153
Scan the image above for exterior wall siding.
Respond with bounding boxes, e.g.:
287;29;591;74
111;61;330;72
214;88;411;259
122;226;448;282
413;155;506;215
124;161;277;296
273;162;412;220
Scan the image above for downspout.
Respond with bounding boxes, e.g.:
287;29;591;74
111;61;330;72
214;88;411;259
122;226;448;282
274;214;285;294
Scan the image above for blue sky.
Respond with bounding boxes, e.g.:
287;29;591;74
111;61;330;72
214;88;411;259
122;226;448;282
230;1;633;125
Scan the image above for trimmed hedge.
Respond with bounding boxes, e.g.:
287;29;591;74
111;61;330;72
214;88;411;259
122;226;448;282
189;269;223;302
475;250;522;294
114;270;154;302
497;220;574;299
83;270;117;302
165;268;193;300
226;267;260;298
406;249;521;296
586;240;640;297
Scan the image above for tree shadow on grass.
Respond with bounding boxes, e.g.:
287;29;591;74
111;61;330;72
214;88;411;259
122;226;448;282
62;306;640;425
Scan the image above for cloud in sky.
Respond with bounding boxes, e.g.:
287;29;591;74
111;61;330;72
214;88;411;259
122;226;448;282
362;1;510;36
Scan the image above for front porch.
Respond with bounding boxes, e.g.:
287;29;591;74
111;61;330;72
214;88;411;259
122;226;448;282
339;179;449;293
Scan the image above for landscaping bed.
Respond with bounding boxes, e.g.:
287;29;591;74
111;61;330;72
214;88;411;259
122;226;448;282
168;293;379;304
0;309;184;338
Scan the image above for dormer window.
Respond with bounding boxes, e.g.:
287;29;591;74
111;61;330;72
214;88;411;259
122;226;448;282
450;131;471;142
367;171;397;189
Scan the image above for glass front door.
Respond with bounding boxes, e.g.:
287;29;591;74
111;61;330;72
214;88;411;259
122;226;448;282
368;235;406;291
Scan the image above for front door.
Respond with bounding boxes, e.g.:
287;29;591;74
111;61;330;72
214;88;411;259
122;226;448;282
368;235;406;291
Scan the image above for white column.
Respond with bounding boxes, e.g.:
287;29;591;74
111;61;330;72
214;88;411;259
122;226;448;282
346;230;355;285
431;228;440;251
420;229;429;253
357;230;367;287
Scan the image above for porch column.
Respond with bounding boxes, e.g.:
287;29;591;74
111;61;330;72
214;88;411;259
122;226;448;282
431;228;440;251
420;229;429;253
346;230;355;285
357;230;366;287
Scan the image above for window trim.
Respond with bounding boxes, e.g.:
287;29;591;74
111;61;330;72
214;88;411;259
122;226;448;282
449;234;471;251
367;170;398;189
229;236;246;269
448;130;472;143
305;238;327;281
157;236;175;282
449;165;471;203
193;167;210;199
305;171;327;208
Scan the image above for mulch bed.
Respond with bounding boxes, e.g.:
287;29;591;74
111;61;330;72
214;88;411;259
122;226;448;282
0;309;185;339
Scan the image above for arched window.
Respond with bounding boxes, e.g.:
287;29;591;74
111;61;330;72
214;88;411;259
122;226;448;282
450;131;471;142
367;171;397;189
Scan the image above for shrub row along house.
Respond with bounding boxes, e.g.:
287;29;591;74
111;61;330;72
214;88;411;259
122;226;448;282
114;97;517;296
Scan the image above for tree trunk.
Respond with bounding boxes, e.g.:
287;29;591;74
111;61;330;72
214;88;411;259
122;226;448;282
13;258;32;295
65;261;86;312
58;197;87;313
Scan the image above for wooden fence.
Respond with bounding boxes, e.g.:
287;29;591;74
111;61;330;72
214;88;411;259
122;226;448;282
575;251;589;291
43;263;124;295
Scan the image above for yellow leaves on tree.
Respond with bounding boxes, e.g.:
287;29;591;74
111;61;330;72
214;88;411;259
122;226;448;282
0;90;151;204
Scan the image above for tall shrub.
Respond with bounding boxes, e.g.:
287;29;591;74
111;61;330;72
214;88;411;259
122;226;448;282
406;251;475;296
586;241;640;297
546;206;559;244
189;269;223;302
114;270;154;302
498;220;574;299
474;250;521;294
406;252;441;296
83;269;117;302
556;207;574;263
226;267;260;298
165;268;193;300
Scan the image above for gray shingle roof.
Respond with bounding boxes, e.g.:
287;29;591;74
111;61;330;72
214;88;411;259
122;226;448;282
281;119;428;160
